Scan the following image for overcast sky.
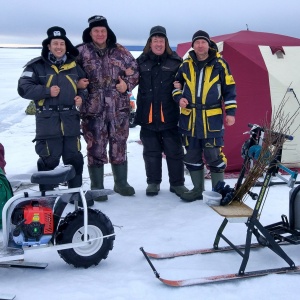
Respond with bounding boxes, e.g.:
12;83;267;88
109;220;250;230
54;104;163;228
1;0;300;47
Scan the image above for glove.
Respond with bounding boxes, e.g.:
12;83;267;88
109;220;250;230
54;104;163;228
220;191;234;206
222;185;234;198
213;181;225;194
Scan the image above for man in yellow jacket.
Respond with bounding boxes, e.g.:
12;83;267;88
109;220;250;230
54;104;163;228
173;30;237;202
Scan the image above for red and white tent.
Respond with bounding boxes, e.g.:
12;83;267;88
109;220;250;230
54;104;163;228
177;30;300;171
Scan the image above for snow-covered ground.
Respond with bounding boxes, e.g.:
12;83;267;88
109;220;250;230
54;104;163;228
0;48;300;300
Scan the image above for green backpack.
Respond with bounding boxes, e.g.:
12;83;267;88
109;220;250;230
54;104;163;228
25;100;36;115
0;168;13;229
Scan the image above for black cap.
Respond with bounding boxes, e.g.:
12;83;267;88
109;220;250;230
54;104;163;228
143;25;172;55
149;25;167;38
192;30;210;47
42;26;78;57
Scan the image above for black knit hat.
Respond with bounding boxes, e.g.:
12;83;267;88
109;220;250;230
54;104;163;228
42;26;78;57
82;15;117;46
192;30;210;47
149;25;167;38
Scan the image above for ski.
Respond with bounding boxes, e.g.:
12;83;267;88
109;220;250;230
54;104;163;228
0;261;48;269
157;265;300;287
143;243;263;259
0;293;16;300
140;247;300;287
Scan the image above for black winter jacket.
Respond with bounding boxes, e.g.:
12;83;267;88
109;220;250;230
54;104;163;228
135;51;182;131
18;55;86;140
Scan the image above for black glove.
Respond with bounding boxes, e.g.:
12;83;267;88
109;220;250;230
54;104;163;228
213;181;225;194
220;191;234;206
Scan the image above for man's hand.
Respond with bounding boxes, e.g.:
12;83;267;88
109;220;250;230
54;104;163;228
125;67;134;76
173;81;182;90
77;78;89;89
116;76;128;93
179;98;189;108
50;85;60;97
225;115;235;126
74;96;82;108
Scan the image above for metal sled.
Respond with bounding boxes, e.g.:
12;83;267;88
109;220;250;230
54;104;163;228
210;124;300;275
140;123;300;286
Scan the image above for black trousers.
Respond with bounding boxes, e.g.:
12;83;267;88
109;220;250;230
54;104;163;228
183;136;227;172
140;127;185;186
35;136;84;187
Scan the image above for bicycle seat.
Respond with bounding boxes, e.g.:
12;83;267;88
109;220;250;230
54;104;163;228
31;165;76;185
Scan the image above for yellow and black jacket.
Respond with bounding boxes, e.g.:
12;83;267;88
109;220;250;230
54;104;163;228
172;48;237;139
18;55;86;140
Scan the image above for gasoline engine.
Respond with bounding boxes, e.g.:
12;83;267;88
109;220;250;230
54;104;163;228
11;201;54;246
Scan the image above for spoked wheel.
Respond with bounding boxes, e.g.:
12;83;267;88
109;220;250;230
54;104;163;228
56;208;115;268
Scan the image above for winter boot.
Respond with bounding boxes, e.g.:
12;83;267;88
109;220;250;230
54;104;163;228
170;185;189;197
68;174;82;189
146;183;160;196
111;161;135;196
211;172;224;190
88;165;108;201
180;169;205;202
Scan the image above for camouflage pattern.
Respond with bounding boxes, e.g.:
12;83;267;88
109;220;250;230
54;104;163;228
81;101;130;165
25;100;36;115
77;43;139;166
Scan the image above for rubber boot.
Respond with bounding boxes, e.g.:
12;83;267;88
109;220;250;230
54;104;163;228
88;165;108;201
170;185;189;197
211;172;224;190
146;184;160;196
111;161;135;196
180;169;205;202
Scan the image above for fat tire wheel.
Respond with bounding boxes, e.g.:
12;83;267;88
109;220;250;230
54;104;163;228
56;208;115;268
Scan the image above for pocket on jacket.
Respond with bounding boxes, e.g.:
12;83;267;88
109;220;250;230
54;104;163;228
36;111;61;138
135;97;152;124
179;108;192;131
180;107;192;116
206;108;223;132
60;110;81;136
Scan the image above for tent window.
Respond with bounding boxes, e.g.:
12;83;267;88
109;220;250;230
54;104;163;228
270;46;285;59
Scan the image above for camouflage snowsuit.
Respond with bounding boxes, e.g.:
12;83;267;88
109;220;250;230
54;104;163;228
77;43;139;166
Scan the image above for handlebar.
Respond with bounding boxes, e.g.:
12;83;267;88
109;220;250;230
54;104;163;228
247;123;293;141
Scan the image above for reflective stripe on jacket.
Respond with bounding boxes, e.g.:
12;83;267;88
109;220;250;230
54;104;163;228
173;49;237;139
18;55;86;139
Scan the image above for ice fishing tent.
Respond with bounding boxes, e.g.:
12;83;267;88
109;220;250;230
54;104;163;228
177;30;300;171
